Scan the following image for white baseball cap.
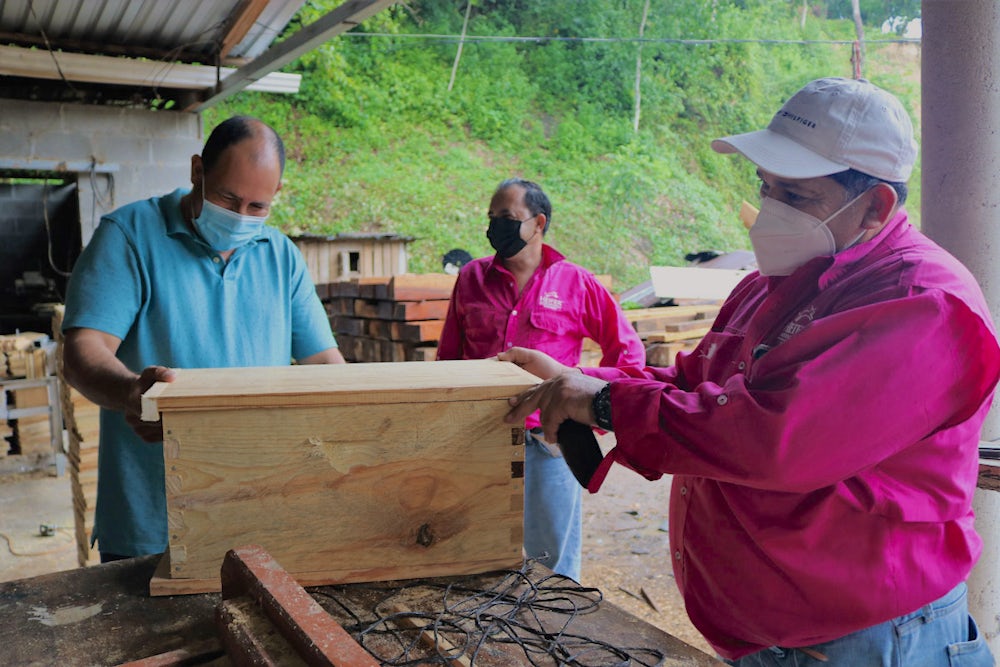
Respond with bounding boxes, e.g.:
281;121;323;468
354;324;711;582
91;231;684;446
711;77;917;182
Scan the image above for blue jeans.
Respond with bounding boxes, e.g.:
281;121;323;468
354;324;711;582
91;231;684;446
725;582;994;667
523;430;582;581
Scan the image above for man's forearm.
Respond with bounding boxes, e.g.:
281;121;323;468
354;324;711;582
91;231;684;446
62;330;136;412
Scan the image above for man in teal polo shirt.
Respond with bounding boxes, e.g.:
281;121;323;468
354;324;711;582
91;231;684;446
62;116;344;561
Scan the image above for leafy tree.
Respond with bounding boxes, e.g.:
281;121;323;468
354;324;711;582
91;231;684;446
206;0;920;289
822;0;921;28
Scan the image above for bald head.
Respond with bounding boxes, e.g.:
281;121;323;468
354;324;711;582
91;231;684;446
202;116;286;176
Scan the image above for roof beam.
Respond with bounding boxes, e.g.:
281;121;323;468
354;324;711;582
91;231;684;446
219;0;272;61
195;0;394;110
0;44;300;94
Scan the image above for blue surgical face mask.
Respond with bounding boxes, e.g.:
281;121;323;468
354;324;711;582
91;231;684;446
193;181;268;251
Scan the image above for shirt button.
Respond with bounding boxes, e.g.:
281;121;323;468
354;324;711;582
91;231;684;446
738;361;746;370
511;309;518;316
716;394;729;406
679;486;687;496
212;256;221;263
674;550;682;561
507;343;513;348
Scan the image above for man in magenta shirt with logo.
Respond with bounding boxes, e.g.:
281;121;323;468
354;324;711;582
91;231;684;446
437;178;645;581
500;79;1000;664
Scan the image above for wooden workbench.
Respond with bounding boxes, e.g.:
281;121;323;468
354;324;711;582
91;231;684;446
0;555;721;665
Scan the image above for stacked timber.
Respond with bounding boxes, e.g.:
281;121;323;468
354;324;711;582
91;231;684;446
318;273;717;368
319;274;456;363
52;305;100;567
1;332;57;461
1;331;51;379
626;304;721;367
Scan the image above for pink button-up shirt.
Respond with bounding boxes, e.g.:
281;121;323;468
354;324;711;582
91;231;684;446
437;245;645;428
585;210;1000;659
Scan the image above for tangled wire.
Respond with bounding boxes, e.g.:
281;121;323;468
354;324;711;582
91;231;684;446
310;559;665;667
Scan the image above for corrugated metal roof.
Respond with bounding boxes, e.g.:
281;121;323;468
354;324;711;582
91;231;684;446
0;0;393;109
0;0;307;63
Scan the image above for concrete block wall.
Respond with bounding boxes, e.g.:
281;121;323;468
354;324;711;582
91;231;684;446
0;99;202;245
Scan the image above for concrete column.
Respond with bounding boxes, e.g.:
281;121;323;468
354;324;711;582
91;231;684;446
969;486;1000;652
921;0;1000;439
922;1;1000;654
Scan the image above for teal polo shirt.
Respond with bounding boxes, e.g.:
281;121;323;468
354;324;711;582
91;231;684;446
63;188;336;556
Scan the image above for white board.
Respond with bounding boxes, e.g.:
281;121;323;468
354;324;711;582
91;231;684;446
649;265;750;301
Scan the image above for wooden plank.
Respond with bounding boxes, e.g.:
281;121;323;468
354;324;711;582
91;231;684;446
388;274;457;301
390;320;444;343
644;342;692;367
358;276;390;300
408;346;439;362
980;460;1000;492
365;319;392;339
142;360;539;419
330;316;365;337
644;328;711;344
664;319;713;333
391;300;450;322
352;299;394;319
326;281;361;299
624;305;721;322
650;266;749;301
155;399;525;586
218;545;381;667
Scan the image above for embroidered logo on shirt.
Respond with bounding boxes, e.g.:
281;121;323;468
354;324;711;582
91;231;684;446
777;305;817;344
539;291;563;311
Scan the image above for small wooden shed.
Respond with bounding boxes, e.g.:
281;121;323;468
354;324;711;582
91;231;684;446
292;233;414;285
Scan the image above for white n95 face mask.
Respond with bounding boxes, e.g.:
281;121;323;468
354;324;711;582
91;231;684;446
749;194;865;276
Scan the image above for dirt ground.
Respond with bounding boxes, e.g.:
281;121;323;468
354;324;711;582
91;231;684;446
577;437;714;657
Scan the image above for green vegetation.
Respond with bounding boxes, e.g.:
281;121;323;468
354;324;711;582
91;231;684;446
204;0;920;291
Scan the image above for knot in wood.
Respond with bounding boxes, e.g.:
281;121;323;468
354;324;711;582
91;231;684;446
416;523;435;547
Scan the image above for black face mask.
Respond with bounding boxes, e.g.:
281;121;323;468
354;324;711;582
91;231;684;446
487;216;529;258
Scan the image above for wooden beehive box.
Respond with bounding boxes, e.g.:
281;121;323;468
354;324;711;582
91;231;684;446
140;360;539;596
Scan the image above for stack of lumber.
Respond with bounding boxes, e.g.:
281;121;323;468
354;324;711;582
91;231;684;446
578;303;720;368
317;272;717;369
625;303;721;366
319;274;456;363
1;331;51;379
7;385;53;458
1;332;57;462
52;305;100;567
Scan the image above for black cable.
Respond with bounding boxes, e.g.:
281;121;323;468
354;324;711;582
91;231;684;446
310;559;666;666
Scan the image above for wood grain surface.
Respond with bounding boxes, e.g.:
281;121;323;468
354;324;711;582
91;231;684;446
142;359;540;420
150;361;536;592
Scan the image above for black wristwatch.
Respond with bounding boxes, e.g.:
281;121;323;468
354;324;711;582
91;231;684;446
592;382;613;431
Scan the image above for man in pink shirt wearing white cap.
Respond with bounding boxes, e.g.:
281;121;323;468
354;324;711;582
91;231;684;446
500;78;1000;665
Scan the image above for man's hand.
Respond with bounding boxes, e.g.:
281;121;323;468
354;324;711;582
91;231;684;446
504;371;608;444
124;366;176;443
497;346;570;380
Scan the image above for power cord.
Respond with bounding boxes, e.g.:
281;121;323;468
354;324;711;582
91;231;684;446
0;525;73;558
